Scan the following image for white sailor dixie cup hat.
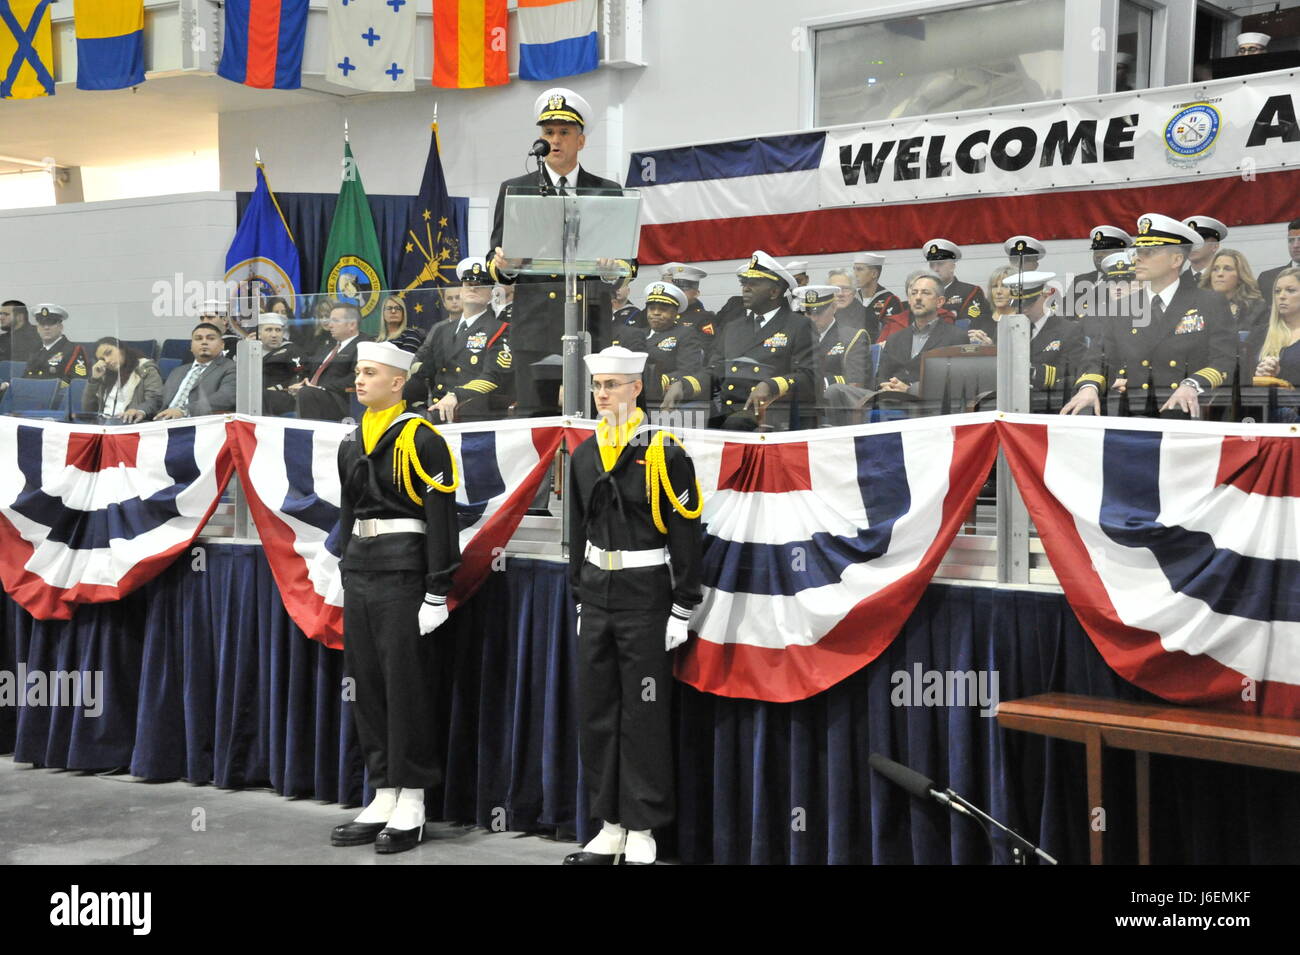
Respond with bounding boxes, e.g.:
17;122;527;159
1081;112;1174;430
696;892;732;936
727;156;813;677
922;238;961;261
853;252;886;267
1004;235;1047;258
257;312;286;328
1182;216;1229;243
784;260;810;273
1133;213;1202;248
644;282;688;314
796;285;839;311
736;250;796;291
201;298;229;316
357;341;415;372
1236;32;1270;49
535;88;591;127
584;345;648;376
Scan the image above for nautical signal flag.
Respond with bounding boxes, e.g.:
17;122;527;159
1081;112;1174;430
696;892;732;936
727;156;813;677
329;0;416;93
517;0;598;82
225;162;302;319
73;0;145;91
433;0;508;89
217;0;309;91
0;0;54;100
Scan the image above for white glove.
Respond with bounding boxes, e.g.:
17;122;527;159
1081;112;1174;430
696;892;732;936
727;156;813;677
418;595;449;635
575;603;582;633
665;612;690;651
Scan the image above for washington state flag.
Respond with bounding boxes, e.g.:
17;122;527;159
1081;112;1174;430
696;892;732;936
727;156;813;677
321;141;388;338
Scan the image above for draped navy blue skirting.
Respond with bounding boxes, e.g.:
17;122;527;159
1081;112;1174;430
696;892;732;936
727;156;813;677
1;543;1295;864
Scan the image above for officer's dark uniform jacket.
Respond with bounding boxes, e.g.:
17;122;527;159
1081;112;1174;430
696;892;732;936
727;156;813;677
419;308;512;417
708;304;815;417
861;287;904;340
812;318;871;394
611;323;710;405
1027;313;1087;391
1074;282;1238;396
24;335;87;381
335;411;461;596
677;299;718;363
613;304;645;329
263;341;305;389
567;426;702;614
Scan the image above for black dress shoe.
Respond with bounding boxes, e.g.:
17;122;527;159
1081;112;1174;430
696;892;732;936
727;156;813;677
562;850;621;865
374;824;425;854
331;821;387;847
622;860;655;865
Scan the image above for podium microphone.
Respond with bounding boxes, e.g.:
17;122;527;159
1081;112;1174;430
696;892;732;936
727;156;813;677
528;139;551;158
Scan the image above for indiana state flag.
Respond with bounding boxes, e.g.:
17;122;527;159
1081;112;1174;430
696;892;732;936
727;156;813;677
329;0;416;93
0;0;54;100
73;0;145;91
225;162;302;319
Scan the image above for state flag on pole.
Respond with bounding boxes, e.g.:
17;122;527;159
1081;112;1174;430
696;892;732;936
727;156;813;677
225;161;302;320
73;0;145;91
322;141;389;338
432;0;508;89
0;0;54;100
517;0;598;81
218;0;309;91
329;0;416;93
394;125;462;324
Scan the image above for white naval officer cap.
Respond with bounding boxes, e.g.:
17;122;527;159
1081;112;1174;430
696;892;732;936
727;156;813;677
794;285;839;312
32;303;68;323
456;256;492;284
584;345;648;377
660;262;707;284
1004;235;1047;259
737;250;797;291
1001;270;1056;302
1133;213;1202;248
535;88;591;127
1089;225;1131;250
643;282;688;314
922;238;961;261
1182;216;1229;243
357;340;415;372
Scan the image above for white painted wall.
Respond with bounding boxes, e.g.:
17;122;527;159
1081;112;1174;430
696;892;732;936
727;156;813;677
0;192;237;345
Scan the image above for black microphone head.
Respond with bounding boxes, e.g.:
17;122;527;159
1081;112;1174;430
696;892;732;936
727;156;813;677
868;752;937;800
530;138;551;158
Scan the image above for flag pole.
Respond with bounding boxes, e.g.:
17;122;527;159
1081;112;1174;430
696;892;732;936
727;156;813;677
344;118;350;143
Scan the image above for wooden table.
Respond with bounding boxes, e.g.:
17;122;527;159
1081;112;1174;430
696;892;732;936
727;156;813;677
996;693;1300;865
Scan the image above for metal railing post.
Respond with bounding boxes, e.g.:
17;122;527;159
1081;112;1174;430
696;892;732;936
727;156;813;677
996;315;1031;584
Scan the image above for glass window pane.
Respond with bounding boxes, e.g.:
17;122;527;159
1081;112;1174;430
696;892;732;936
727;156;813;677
813;0;1065;127
1117;1;1153;91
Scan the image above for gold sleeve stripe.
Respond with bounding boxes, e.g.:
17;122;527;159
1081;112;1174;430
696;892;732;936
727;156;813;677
660;374;670;392
1195;368;1224;388
684;375;701;396
1044;365;1057;389
774;377;789;397
1076;373;1106;389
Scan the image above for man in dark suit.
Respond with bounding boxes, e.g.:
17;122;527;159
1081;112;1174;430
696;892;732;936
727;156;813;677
1257;217;1300;305
487;87;631;416
418;257;512;422
291;303;368;422
155;323;237;419
0;300;41;364
876;273;969;390
707;251;815;430
1063;214;1238;419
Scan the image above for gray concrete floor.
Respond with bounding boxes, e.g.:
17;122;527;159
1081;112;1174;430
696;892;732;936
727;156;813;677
0;755;572;865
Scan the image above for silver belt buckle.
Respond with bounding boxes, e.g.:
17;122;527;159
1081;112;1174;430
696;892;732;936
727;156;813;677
601;549;623;571
356;518;378;538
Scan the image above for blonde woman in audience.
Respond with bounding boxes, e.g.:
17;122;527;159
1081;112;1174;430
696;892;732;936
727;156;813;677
966;266;1019;346
375;295;422;350
1245;267;1300;385
1201;249;1267;333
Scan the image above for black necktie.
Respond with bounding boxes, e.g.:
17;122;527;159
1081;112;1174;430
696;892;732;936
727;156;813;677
1151;295;1165;323
557;175;568;195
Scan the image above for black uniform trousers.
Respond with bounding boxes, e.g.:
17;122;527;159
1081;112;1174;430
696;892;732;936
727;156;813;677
577;602;674;832
342;567;443;790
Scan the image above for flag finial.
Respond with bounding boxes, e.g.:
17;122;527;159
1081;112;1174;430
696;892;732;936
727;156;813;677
344;118;350;143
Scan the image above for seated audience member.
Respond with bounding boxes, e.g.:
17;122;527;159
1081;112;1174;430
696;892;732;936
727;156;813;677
967;265;1022;346
23;304;88;381
265;296;291;317
1067;225;1131;318
1202;249;1267;334
785;260;811;288
611;275;643;328
1003;235;1046;271
923;238;992;326
1258;218;1300;304
258;313;305;416
290;303;368;422
0;299;41;364
708;251;814;431
375;295;424;352
1245;267;1300;385
1236;32;1270;55
440;285;463;326
1182;216;1227;285
1003;271;1086;393
302;297;337;355
876;272;969;392
200;298;249;359
852;253;904;341
623;281;709;413
419;257;512;423
156;323;237;419
796;285;871;426
83;337;163;422
659;263;716;356
1078;252;1139;344
828;269;869;336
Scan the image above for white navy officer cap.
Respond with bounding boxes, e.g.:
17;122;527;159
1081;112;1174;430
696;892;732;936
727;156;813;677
737;250;797;291
1090;225;1131;250
32;303;68;323
584;345;647;377
853;252;886;268
535;88;591;127
1001;270;1056;303
1133;213;1202;248
660;263;707;284
1236;32;1270;51
643;282;688;314
922;238;961;261
1004;235;1047;259
257;312;286;328
795;285;839;312
357;340;415;372
1101;252;1136;279
456;256;492;285
1182;216;1229;243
